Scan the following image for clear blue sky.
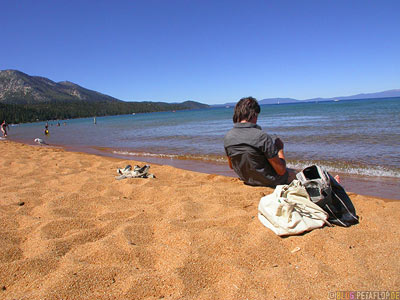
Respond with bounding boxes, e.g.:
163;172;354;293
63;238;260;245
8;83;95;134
1;0;399;104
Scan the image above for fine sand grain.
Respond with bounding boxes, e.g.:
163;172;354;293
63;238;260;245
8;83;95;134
0;140;399;300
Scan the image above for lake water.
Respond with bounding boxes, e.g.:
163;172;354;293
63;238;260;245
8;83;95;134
8;97;400;200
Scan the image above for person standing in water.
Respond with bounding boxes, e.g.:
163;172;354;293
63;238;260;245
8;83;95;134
1;120;9;137
44;122;49;135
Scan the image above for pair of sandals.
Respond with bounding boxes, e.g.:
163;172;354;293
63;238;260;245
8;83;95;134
115;164;155;180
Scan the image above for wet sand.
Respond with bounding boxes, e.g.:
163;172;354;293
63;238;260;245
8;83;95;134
0;140;399;299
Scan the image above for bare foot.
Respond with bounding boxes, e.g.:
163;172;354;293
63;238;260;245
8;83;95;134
334;175;341;183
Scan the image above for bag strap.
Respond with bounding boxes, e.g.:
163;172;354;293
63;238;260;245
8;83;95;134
286;199;332;227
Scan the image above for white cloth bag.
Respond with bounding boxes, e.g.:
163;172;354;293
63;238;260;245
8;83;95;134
258;180;330;236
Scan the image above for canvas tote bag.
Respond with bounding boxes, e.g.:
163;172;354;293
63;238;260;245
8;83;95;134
258;180;331;236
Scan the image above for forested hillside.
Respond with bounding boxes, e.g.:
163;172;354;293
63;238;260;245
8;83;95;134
0;100;208;124
0;70;209;123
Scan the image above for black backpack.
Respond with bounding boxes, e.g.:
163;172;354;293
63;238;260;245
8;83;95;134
296;165;359;227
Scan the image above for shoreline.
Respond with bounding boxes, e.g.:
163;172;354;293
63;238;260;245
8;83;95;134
8;137;400;201
51;141;400;201
106;153;400;201
0;139;399;299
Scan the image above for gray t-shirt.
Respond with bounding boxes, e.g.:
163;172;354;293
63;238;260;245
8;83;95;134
224;122;288;187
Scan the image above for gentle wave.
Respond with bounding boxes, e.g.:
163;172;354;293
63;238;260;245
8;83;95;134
112;150;400;178
112;150;227;163
288;160;400;178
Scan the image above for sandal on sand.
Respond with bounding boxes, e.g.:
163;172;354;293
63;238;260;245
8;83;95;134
117;165;132;175
134;165;150;175
115;164;155;180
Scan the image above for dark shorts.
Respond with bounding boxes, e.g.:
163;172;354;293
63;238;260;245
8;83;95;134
275;170;289;185
243;169;290;188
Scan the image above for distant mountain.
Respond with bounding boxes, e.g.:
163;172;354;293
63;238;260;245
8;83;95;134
0;69;209;109
334;89;400;101
217;89;400;107
0;70;122;104
179;100;210;109
258;98;298;105
259;89;400;104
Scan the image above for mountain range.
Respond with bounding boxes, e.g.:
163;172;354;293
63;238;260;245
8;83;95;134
0;70;208;124
1;69;399;108
0;70;123;104
0;69;208;110
220;89;400;106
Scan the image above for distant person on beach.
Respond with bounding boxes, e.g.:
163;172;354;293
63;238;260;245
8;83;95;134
1;120;9;137
224;97;295;187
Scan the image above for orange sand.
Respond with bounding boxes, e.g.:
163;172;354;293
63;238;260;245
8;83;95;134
0;140;399;300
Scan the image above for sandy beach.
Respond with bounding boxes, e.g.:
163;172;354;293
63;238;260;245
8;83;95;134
0;140;399;300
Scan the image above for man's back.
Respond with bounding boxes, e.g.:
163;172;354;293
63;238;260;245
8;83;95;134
224;123;287;187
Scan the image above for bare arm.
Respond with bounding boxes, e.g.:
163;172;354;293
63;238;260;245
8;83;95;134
267;138;287;176
227;156;233;169
268;150;287;176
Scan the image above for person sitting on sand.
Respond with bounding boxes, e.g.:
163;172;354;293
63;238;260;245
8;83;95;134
1;120;9;137
224;97;295;187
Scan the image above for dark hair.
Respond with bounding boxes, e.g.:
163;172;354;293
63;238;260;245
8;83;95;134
233;97;260;123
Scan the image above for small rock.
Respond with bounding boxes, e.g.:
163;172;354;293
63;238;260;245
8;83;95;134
272;264;278;268
18;201;25;206
291;247;301;253
1;286;6;291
